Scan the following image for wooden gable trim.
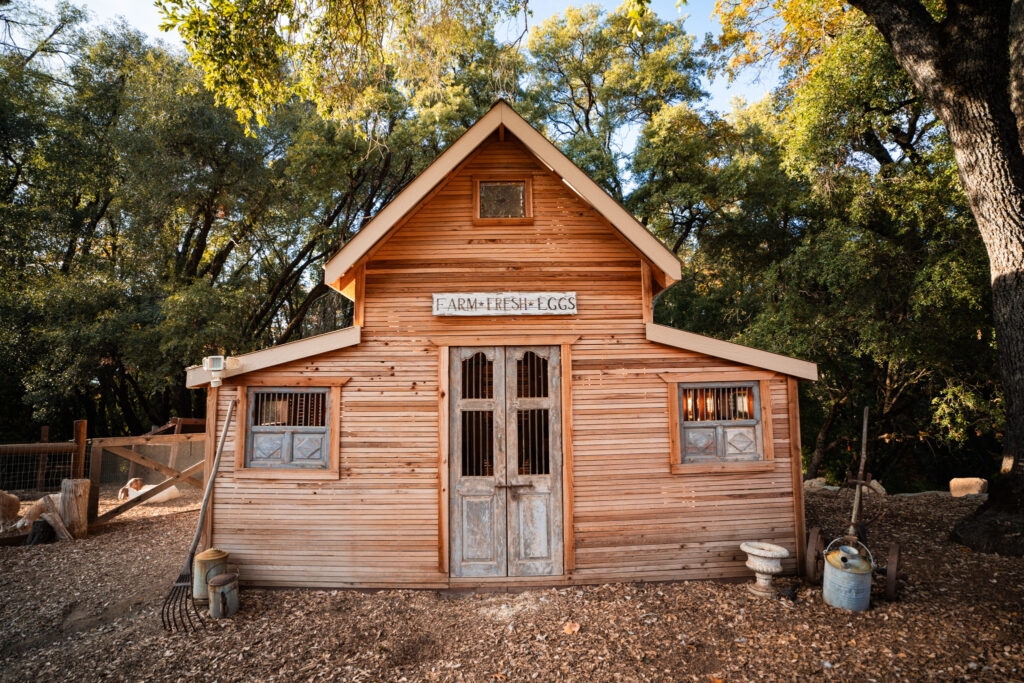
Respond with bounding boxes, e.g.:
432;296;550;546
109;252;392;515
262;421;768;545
322;100;683;289
185;326;362;388
497;106;682;281
333;142;494;299
646;323;818;381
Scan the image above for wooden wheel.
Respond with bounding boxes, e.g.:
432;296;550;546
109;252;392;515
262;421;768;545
886;543;902;601
805;527;824;583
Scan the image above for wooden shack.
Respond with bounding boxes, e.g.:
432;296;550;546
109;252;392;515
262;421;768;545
185;101;817;589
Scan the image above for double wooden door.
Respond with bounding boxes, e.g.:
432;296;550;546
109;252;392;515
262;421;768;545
449;346;563;577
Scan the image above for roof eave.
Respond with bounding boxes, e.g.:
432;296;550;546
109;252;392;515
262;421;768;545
645;323;818;381
186;326;362;388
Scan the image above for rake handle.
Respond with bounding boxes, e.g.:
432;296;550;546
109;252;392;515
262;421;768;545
186;399;235;561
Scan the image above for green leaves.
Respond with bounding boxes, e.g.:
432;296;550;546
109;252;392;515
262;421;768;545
159;0;522;134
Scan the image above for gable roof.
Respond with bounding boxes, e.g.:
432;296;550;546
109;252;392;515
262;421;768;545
185;326;361;388
645;323;818;381
323;100;683;291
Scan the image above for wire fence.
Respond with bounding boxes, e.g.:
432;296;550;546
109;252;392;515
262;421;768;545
1;420;206;497
0;444;80;494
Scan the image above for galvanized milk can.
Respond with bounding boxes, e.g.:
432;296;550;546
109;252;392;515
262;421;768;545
822;540;874;611
193;547;228;604
208;572;240;619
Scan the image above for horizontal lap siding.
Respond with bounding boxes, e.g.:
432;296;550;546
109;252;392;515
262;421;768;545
210;342;448;588
570;340;798;580
210;134;799;587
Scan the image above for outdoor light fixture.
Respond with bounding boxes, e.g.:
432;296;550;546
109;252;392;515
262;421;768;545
202;355;238;387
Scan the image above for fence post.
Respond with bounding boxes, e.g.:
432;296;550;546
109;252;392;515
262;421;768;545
72;419;87;479
88;445;102;522
36;426;49;490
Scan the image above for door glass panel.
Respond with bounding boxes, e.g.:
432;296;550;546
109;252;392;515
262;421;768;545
516;352;548;398
462;352;493;399
517;408;550;475
461;410;494;476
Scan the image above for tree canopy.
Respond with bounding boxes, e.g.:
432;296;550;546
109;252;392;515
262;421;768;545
0;0;1006;502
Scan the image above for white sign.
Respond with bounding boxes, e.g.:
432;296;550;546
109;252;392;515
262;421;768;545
432;292;577;316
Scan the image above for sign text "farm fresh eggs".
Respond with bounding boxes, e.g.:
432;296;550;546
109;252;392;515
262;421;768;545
432;292;577;316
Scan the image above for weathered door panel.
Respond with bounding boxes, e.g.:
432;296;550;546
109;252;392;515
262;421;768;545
450;345;563;578
449;347;507;577
505;346;563;577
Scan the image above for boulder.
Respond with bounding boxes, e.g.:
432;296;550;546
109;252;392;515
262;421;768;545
804;477;828;492
866;479;887;496
950;477;988;497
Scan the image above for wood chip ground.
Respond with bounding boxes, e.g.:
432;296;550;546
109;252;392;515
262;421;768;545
1;487;1022;681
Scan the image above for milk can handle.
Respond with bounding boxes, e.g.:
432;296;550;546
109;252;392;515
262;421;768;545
824;537;875;569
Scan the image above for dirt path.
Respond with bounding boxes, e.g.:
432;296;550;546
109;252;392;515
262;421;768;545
1;489;1022;681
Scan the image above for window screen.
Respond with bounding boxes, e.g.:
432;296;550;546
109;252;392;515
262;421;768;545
246;388;330;468
678;383;763;464
478;181;526;218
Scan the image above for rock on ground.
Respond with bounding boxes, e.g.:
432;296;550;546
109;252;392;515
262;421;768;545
950;477;988;497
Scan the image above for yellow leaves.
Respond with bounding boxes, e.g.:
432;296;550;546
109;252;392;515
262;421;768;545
712;0;854;81
562;620;581;634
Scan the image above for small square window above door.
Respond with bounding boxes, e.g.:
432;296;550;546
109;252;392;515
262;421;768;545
474;177;533;224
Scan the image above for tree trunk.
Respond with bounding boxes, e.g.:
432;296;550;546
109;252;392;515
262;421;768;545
848;0;1024;554
58;479;90;539
804;395;846;480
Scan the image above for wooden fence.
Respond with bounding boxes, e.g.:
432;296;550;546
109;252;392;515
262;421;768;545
88;432;206;525
1;419;206;533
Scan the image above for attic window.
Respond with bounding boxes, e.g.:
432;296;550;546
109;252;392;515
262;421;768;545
474;177;533;224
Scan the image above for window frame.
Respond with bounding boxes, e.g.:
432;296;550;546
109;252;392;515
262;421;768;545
472;175;534;225
232;379;348;480
662;375;776;475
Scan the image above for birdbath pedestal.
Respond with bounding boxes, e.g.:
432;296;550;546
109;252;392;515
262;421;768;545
740;541;790;598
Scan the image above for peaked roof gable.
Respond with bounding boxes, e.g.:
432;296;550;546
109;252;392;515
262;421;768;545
323;100;683;290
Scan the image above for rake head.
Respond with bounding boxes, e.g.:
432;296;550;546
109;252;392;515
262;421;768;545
161;563;206;633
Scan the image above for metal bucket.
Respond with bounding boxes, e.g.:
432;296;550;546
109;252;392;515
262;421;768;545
193;547;228;604
822;540;874;611
208;572;239;619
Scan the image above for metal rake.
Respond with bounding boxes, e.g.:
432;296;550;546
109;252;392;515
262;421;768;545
161;399;235;632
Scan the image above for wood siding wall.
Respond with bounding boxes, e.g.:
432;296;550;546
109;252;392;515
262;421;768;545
208;133;801;587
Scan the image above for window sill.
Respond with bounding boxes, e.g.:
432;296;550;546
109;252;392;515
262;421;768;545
670;460;775;475
472;217;534;226
233;468;340;481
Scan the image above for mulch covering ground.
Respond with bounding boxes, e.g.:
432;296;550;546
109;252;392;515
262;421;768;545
1;487;1022;681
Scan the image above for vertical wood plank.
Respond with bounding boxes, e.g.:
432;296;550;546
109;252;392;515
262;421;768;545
560;342;576;573
759;380;775;462
72;419;87;479
87;445;102;522
200;386;219;551
437;345;450;574
665;382;680;467
640;261;653;323
234;385;248;471
788;377;807;572
330;385;342;475
353;264;366;327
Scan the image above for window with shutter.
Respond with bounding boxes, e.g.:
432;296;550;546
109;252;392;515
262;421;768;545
245;388;331;469
678;384;762;463
665;379;776;475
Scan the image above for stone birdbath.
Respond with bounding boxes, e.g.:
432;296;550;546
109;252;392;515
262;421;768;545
739;541;790;597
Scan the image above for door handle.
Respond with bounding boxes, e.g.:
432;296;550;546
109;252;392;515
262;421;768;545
494;483;533;490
